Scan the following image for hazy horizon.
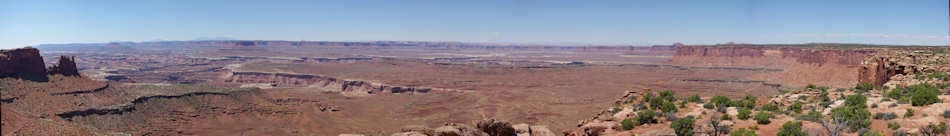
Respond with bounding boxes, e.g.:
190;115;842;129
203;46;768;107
2;0;949;49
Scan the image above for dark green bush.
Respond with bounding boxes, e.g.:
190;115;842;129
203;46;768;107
621;118;636;130
777;121;807;136
789;102;803;113
833;107;872;132
844;94;868;108
855;82;875;91
737;108;753;120
904;109;914;118
635;109;658;125
670;117;695;136
738;95;757;109
755;112;772;124
711;95;732;108
761;103;779;112
887;84;940;106
688;94;702;103
887;122;900;130
873;112;897;120
910;85;939;106
660;100;678;113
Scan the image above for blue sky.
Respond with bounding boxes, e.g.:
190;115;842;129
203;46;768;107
1;0;948;49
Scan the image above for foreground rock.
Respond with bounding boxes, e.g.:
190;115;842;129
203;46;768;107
377;119;554;136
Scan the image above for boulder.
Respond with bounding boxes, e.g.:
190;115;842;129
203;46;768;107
475;119;516;136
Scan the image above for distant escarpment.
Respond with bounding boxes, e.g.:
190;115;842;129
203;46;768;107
670;45;875;67
1;47;81;82
227;72;449;96
669;45;878;87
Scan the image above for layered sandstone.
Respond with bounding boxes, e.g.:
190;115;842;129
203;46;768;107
1;47;82;82
0;47;48;81
48;56;80;76
859;48;950;87
669;45;878;87
670;45;875;67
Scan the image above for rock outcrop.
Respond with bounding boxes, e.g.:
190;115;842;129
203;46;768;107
1;47;49;81
859;48;950;87
384;119;554;136
1;47;82;81
48;56;80;76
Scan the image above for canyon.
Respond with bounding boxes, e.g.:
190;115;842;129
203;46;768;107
2;41;948;136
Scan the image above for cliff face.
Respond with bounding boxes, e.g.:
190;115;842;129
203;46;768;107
669;45;878;87
1;47;49;81
227;72;436;96
0;47;81;82
671;45;875;67
857;57;900;86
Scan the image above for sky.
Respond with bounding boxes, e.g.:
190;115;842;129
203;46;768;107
1;0;948;49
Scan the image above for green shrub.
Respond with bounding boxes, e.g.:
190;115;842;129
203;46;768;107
670;117;695;136
688;94;702;103
910;84;939;106
844;94;868;108
755;112;772;124
761;103;779;112
873;112;897;120
904;109;914;118
922;122;948;136
635;109;658;125
806;84;817;89
831;102;871;132
711;95;732;108
887;122;900;130
888;84;941;106
737;108;753;120
730;127;758;136
855;82;875;91
796;111;822;122
942;110;950;118
738;95;757;109
621;118;636;130
777;121;807;136
789;102;803;113
659;90;676;102
887;88;904;100
660;100;678;113
643;92;655;103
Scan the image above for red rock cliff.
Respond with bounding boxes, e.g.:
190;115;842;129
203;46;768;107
671;45;875;67
47;56;80;76
857;57;906;86
669;45;878;88
1;47;82;82
1;47;49;81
